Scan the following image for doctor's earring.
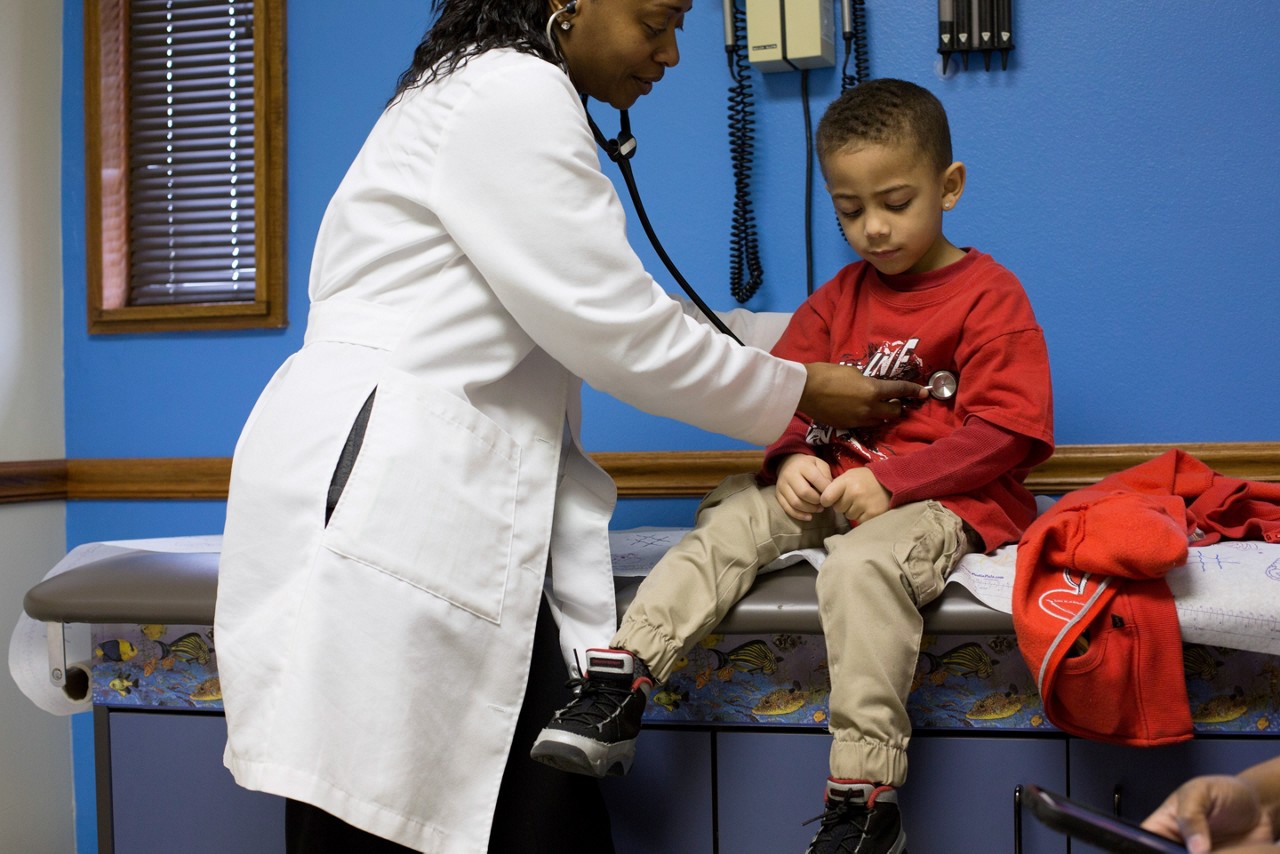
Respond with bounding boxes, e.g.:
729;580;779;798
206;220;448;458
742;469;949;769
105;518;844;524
558;0;577;29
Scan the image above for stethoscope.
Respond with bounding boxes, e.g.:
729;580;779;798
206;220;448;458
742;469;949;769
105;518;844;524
926;370;958;401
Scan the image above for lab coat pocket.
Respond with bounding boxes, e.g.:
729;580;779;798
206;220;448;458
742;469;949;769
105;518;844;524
322;373;519;624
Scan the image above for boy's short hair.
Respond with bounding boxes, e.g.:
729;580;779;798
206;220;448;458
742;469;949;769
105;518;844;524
816;79;953;174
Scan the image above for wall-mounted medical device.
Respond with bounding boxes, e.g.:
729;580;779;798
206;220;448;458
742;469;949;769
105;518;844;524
746;0;836;72
938;0;1013;72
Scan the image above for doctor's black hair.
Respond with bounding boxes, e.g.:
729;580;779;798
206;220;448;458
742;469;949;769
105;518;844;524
389;0;562;104
816;79;954;176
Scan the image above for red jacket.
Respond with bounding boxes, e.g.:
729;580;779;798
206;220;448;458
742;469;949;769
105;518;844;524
1013;449;1280;746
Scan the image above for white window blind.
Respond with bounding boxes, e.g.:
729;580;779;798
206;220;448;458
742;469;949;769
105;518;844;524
127;0;257;306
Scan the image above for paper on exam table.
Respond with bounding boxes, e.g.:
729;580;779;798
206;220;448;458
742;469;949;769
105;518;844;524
947;542;1280;656
609;528;1280;656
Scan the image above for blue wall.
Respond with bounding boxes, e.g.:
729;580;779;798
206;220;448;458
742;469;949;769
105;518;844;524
59;1;1280;848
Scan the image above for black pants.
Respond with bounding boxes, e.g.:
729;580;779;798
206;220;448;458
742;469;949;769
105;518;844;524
284;597;615;853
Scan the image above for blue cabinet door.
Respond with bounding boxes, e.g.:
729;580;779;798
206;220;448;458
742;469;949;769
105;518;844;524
603;727;715;854
1067;738;1273;854
902;734;1069;854
108;710;284;853
716;730;1070;854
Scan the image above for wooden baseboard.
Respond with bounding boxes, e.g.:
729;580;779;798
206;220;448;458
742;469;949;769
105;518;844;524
2;443;1277;503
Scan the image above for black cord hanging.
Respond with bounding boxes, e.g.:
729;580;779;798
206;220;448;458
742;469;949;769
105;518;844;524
585;105;744;345
726;0;763;304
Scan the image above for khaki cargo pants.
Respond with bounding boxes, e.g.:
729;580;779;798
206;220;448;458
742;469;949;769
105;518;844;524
613;472;976;786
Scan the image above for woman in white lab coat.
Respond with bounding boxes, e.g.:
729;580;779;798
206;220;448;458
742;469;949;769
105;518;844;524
214;0;923;851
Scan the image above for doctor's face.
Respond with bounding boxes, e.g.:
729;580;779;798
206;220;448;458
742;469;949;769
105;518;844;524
556;0;691;109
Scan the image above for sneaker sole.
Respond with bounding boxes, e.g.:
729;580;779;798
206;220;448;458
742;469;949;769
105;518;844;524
529;729;636;778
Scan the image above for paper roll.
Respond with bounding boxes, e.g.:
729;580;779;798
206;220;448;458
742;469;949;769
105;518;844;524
6;541;134;716
8;536;224;716
8;614;92;716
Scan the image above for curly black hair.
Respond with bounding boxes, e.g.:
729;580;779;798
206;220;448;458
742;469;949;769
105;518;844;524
389;0;563;104
816;79;953;175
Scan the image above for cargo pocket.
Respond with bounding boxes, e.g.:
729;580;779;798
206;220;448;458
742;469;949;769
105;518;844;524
321;373;520;624
890;501;970;609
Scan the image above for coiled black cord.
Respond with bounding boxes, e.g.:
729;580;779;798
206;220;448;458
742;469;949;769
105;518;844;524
726;0;763;304
841;0;869;92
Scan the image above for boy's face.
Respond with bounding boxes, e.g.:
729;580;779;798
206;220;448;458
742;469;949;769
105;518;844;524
824;142;965;276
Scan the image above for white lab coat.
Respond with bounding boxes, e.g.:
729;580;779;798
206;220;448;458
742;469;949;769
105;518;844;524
215;49;803;852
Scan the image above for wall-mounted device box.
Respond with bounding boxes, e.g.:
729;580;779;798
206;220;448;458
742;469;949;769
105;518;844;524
746;0;835;72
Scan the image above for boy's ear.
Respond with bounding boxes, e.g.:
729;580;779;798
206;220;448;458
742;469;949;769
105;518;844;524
941;161;966;211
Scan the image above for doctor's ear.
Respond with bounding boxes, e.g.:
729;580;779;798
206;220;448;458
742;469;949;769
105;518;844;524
940;161;966;211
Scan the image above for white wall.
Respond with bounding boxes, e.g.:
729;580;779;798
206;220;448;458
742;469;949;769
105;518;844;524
0;0;73;851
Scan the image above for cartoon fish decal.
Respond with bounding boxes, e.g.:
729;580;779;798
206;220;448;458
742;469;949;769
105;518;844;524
987;635;1016;655
725;640;780;675
652;686;689;712
1192;688;1248;724
108;671;137;697
752;681;809;716
1182;644;1224;682
966;685;1024;721
157;632;214;665
772;634;806;653
921;642;997;679
189;677;222;702
95;639;138;663
139;624;167;641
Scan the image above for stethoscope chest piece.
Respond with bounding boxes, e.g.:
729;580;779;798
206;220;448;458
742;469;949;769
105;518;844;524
927;370;958;401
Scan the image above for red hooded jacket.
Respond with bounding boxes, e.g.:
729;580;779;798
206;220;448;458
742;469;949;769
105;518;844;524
1012;449;1280;746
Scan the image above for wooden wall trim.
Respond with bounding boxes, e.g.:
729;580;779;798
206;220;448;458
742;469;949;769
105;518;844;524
0;460;68;504
0;443;1266;503
598;442;1280;497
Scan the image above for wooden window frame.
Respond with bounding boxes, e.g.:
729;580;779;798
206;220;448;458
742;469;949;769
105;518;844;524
84;0;287;334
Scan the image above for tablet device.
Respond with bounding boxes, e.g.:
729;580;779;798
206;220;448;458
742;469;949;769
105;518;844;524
1023;784;1190;854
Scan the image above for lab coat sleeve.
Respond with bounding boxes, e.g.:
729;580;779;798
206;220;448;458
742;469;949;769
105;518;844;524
677;301;794;353
422;60;805;448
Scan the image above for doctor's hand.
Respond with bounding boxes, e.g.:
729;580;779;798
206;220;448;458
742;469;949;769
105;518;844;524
775;454;833;521
1142;773;1276;854
799;363;926;428
821;468;891;524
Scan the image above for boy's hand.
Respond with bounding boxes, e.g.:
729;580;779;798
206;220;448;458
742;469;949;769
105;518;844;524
775;455;833;521
821;468;891;524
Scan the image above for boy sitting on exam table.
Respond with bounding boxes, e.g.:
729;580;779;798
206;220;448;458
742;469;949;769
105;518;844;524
532;79;1055;854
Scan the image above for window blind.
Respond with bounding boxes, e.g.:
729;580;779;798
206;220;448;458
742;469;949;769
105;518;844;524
127;0;257;306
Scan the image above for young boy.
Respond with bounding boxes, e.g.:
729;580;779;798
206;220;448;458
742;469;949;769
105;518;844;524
531;79;1054;853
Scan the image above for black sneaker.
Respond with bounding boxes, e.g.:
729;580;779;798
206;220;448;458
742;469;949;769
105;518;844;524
530;648;653;778
804;779;907;854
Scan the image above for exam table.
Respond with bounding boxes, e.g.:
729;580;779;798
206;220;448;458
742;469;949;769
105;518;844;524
20;543;1280;854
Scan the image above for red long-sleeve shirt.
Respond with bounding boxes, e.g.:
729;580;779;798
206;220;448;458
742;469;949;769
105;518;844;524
761;250;1054;551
